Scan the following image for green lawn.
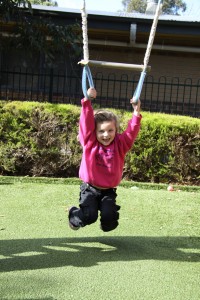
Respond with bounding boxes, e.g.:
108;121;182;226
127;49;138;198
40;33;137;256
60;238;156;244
0;179;200;300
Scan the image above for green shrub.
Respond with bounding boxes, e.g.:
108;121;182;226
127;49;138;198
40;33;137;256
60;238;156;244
124;113;200;184
0;100;199;185
0;101;81;177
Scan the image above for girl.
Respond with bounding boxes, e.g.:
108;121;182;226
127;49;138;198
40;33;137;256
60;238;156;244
68;88;141;232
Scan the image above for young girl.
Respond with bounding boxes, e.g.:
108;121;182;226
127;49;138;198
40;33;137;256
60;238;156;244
68;88;142;232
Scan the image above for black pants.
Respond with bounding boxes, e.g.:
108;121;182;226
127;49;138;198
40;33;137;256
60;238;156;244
69;182;120;232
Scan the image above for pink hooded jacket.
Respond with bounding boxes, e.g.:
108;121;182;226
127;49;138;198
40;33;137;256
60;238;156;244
78;99;142;188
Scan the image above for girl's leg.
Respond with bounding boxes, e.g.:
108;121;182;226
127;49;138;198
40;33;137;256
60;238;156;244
68;183;99;229
99;189;120;232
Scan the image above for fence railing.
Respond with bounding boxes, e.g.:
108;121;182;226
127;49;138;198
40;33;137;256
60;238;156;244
0;67;199;117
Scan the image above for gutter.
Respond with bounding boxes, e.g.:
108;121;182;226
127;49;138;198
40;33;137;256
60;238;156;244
89;39;200;54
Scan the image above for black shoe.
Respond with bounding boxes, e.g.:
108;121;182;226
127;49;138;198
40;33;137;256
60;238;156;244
68;206;80;230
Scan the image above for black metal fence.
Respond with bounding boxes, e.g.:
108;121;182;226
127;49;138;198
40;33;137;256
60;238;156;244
0;67;199;117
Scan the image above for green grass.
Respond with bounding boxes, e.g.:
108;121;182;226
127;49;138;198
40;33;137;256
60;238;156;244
0;178;200;300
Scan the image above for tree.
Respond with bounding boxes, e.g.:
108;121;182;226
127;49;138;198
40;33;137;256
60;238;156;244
0;0;81;62
0;0;32;22
122;0;187;15
29;0;58;6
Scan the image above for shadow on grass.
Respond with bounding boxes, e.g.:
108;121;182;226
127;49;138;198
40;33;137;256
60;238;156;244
0;236;200;272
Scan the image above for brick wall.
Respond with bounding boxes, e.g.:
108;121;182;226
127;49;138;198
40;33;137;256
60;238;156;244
90;47;200;82
90;47;200;111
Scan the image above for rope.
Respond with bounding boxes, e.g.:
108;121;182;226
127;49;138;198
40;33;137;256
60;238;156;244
143;0;163;70
81;0;89;62
82;65;94;99
81;0;94;99
132;0;163;103
80;0;162;103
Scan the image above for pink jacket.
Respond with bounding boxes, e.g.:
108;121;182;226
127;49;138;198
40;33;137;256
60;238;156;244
79;99;142;188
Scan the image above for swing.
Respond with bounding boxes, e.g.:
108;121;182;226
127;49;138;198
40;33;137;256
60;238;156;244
79;0;163;103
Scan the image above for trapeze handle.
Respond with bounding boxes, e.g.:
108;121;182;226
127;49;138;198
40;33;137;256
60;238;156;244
82;65;94;99
132;71;146;104
79;60;151;72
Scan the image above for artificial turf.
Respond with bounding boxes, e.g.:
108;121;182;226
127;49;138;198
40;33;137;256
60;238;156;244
0;180;200;300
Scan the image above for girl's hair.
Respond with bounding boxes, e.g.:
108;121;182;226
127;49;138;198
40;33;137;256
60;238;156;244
94;109;120;132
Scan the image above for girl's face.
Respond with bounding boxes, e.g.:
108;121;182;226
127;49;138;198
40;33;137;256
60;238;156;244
96;120;116;146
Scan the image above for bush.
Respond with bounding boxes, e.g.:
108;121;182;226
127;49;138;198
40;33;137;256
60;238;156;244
0;101;81;177
0;100;199;185
123;112;200;184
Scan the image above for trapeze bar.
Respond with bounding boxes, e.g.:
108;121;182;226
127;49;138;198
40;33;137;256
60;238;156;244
79;60;151;72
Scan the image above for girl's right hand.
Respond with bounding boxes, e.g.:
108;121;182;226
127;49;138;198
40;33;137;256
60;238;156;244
86;87;97;100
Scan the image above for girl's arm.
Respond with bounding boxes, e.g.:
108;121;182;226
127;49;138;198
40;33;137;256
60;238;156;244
78;88;97;146
118;99;142;153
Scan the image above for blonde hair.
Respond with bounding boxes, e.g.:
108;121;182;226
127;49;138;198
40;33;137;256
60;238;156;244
94;110;120;132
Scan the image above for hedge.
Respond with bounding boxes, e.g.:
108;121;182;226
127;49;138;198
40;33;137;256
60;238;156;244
0;100;199;185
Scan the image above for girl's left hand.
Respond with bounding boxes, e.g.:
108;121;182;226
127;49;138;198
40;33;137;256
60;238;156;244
130;98;141;116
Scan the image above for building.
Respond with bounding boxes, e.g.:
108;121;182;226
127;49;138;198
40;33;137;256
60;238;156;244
1;4;200;116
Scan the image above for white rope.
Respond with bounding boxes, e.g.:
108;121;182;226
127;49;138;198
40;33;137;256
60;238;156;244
80;0;162;74
81;0;89;62
143;0;163;70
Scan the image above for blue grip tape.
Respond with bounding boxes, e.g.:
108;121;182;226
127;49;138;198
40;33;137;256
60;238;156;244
82;65;94;99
